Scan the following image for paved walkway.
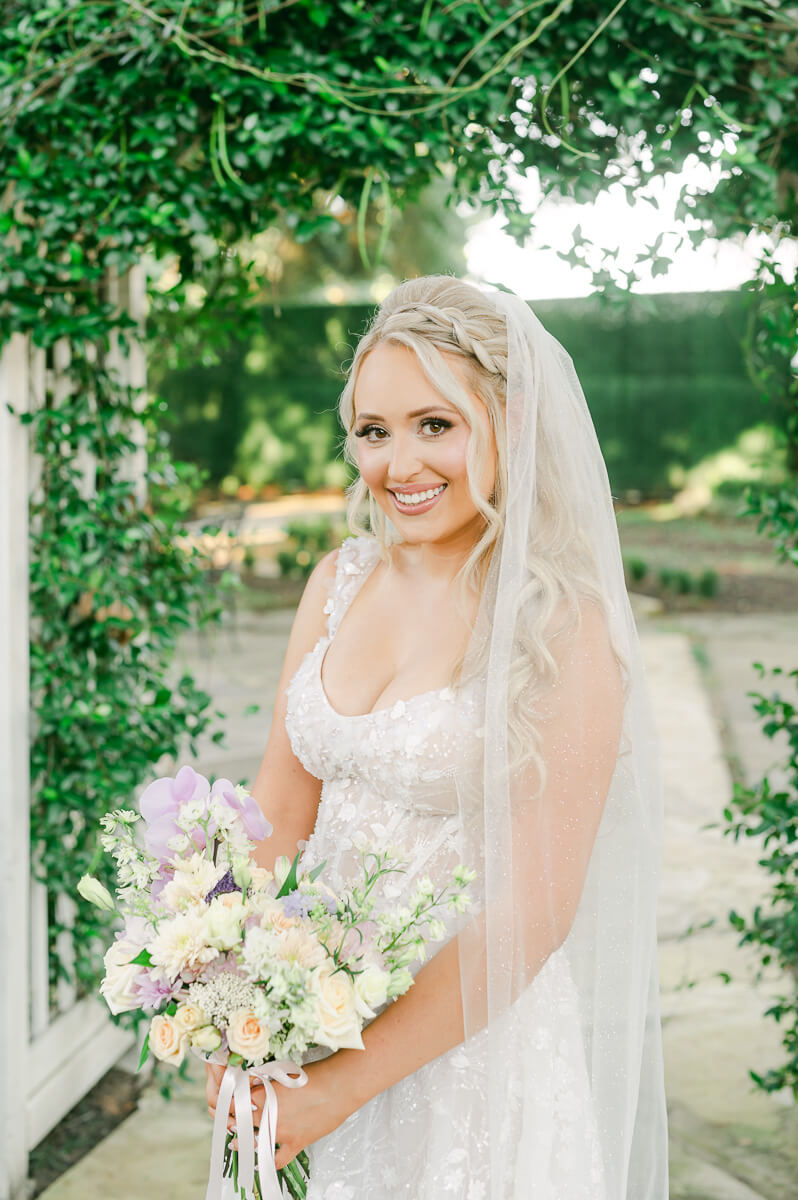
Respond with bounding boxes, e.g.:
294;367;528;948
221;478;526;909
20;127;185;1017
39;607;798;1199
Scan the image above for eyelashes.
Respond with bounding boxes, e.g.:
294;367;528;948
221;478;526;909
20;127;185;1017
354;417;454;440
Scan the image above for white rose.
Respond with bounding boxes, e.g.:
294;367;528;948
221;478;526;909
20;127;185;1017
227;1008;271;1062
313;967;364;1051
174;1001;208;1034
100;939;145;1015
204;894;245;951
150;1013;188;1066
191;1025;223;1053
353;965;390;1019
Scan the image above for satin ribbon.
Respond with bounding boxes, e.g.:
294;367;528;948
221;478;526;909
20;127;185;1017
205;1057;308;1200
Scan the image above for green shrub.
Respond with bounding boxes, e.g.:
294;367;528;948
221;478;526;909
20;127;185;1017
626;557;648;584
726;666;798;1095
698;569;720;597
276;518;344;580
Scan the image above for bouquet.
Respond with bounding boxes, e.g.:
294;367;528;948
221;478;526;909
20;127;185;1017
79;765;474;1200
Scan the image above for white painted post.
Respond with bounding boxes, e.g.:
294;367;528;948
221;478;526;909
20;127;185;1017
0;333;33;1200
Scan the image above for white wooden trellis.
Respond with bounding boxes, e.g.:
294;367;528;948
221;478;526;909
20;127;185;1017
0;265;146;1200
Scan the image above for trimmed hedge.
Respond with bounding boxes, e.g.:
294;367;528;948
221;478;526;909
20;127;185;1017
153;290;776;499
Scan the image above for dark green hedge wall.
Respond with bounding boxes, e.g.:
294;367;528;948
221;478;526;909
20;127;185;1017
152;290;773;499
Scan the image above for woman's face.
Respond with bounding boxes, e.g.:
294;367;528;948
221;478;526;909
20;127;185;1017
353;341;497;550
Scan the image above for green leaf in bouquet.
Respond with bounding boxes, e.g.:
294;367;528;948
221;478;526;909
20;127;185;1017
165;999;178;1015
275;851;301;898
137;1032;150;1071
129;948;153;966
308;860;327;883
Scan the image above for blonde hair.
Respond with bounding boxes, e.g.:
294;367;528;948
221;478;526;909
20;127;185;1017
339;275;508;596
338;275;607;771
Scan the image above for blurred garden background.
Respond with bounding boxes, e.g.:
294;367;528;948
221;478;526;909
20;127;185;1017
1;2;797;1199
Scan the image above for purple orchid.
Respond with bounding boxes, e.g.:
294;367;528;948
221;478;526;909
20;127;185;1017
138;765;210;862
210;777;272;843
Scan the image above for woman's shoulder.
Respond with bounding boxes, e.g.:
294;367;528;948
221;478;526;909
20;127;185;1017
333;532;382;578
295;534;380;628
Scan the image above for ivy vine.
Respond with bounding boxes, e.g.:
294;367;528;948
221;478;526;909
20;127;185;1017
1;2;797;1062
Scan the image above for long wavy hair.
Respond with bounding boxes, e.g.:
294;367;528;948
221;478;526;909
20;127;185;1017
338;275;608;772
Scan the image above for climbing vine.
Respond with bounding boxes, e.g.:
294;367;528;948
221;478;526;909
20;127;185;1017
2;3;797;1036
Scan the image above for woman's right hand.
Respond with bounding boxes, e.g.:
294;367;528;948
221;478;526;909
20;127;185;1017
206;1061;267;1137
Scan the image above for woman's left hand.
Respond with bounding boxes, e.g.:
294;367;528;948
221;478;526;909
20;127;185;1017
207;1059;351;1170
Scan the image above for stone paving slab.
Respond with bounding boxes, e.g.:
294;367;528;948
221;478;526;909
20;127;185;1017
38;610;798;1199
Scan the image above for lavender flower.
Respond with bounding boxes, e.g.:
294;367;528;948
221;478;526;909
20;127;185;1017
282;892;314;919
205;867;240;903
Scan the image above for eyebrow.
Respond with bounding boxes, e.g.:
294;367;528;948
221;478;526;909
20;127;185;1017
355;405;455;421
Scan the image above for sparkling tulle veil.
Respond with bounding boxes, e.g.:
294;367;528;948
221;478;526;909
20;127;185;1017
453;289;669;1199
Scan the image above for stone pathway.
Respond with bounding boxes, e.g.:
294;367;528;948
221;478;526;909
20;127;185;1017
38;607;798;1199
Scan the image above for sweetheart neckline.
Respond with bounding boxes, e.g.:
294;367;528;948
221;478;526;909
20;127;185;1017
313;636;455;720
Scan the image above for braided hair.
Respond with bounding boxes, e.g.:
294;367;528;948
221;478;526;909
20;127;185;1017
339;275;509;592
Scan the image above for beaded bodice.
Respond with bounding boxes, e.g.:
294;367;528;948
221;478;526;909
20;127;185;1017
284;535;483;897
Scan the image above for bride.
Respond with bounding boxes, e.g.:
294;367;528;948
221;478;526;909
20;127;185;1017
207;276;669;1199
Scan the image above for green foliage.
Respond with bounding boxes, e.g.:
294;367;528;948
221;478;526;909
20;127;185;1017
12;354;226;992
0;0;564;999
154;291;775;498
697;569;719;598
625;557;648;584
2;0;797;1063
725;665;798;1096
276;517;344;580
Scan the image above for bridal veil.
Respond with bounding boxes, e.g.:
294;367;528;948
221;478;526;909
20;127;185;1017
341;276;668;1198
454;287;668;1198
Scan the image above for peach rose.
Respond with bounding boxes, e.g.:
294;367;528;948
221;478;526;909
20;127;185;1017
226;1008;271;1062
150;1013;189;1066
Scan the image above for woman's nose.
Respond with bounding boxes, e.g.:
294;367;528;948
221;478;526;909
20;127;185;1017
388;435;423;481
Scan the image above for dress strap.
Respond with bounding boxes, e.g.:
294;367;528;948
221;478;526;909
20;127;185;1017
323;536;381;639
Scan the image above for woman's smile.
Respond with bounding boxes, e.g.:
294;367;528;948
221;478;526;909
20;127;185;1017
352;342;496;550
389;483;447;514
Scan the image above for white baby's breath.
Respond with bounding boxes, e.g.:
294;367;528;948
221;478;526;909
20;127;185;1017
187;974;265;1028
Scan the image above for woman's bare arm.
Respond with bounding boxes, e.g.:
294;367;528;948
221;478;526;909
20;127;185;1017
246;549;338;872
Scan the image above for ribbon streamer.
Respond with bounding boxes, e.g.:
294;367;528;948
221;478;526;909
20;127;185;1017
204;1057;308;1200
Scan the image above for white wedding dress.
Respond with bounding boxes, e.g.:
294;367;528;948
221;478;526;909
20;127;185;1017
284;536;607;1200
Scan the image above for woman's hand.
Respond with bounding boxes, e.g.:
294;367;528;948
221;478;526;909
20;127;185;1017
205;1058;351;1170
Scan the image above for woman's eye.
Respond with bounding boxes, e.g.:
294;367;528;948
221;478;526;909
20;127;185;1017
354;424;388;441
421;418;452;436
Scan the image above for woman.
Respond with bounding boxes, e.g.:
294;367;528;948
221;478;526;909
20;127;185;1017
208;276;669;1199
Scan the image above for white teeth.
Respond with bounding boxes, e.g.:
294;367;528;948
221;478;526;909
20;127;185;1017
395;485;445;506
